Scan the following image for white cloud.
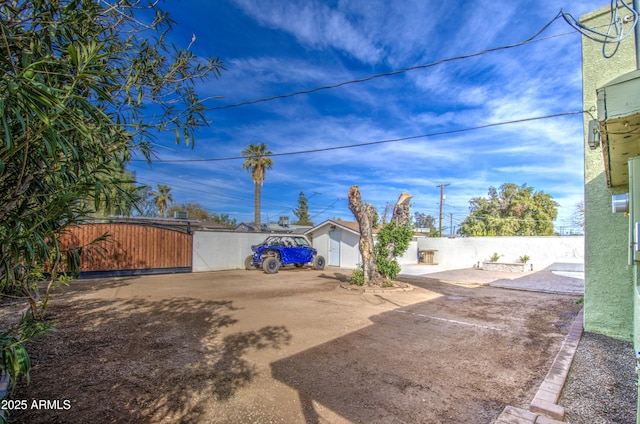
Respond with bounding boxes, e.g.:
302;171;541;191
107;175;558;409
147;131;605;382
132;1;604;227
231;0;383;63
494;164;582;178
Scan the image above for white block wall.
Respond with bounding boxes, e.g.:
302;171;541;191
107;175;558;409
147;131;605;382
416;236;584;271
399;241;419;265
193;232;267;272
192;231;582;273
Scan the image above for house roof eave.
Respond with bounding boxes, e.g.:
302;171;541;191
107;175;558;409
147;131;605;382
305;219;366;236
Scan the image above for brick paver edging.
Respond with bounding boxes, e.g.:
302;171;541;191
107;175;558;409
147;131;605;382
529;307;583;420
339;282;414;293
493;307;584;424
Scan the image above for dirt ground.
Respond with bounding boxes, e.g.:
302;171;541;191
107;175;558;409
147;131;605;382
6;268;582;423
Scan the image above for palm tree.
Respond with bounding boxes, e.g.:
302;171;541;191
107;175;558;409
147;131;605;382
242;143;274;232
153;184;173;218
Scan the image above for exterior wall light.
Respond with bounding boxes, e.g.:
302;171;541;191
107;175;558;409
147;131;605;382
588;119;601;150
612;193;629;214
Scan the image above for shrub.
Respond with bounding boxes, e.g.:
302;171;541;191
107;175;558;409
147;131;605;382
348;267;365;286
374;222;413;280
0;314;52;389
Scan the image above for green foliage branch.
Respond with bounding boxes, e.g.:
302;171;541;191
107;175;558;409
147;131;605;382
374;222;413;281
0;314;52;391
1;0;223;299
460;183;558;236
0;0;223;391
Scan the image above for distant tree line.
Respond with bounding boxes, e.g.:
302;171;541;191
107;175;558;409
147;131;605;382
384;183;559;237
89;181;237;226
460;183;558;236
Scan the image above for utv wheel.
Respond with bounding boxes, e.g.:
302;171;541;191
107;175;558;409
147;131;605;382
245;255;255;270
312;255;326;270
263;257;280;274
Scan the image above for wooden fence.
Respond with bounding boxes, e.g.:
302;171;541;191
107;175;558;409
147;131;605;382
57;223;192;275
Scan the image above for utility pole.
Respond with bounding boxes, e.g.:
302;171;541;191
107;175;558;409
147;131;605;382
436;183;450;237
449;212;453;236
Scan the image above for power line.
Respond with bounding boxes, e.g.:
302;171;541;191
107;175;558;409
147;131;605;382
306;198;344;220
210;12;568;111
135;176;292;210
129;142;318;203
122;10;591;223
132;110;585;163
436;183;450;237
560;1;638;58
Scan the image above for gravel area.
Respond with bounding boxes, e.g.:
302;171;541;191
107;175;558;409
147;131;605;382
561;331;636;424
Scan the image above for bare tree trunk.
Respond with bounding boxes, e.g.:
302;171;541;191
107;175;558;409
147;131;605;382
381;202;393;224
254;183;261;232
383;192;413;267
392;192;412;225
348;185;383;285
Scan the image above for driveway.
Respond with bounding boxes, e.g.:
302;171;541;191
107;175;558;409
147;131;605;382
12;268;582;423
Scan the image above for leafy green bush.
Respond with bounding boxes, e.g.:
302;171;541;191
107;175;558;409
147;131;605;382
377;260;401;281
0;0;222;405
348;267;365;286
374;222;413;280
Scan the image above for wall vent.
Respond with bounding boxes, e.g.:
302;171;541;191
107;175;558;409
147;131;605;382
278;216;289;227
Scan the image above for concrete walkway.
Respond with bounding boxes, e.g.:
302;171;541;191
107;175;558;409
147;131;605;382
398;265;584;423
399;264;584;295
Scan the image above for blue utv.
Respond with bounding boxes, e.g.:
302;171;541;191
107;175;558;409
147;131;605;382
245;235;326;274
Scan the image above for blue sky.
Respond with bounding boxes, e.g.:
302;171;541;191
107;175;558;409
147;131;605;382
128;0;610;233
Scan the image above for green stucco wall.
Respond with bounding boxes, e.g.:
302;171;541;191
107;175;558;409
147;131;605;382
581;8;636;341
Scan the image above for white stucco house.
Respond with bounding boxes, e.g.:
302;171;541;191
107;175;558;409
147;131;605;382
305;220;418;269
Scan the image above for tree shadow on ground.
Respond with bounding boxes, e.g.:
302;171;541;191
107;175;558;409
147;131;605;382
271;282;582;423
11;294;291;424
39;275;137;300
318;272;349;282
